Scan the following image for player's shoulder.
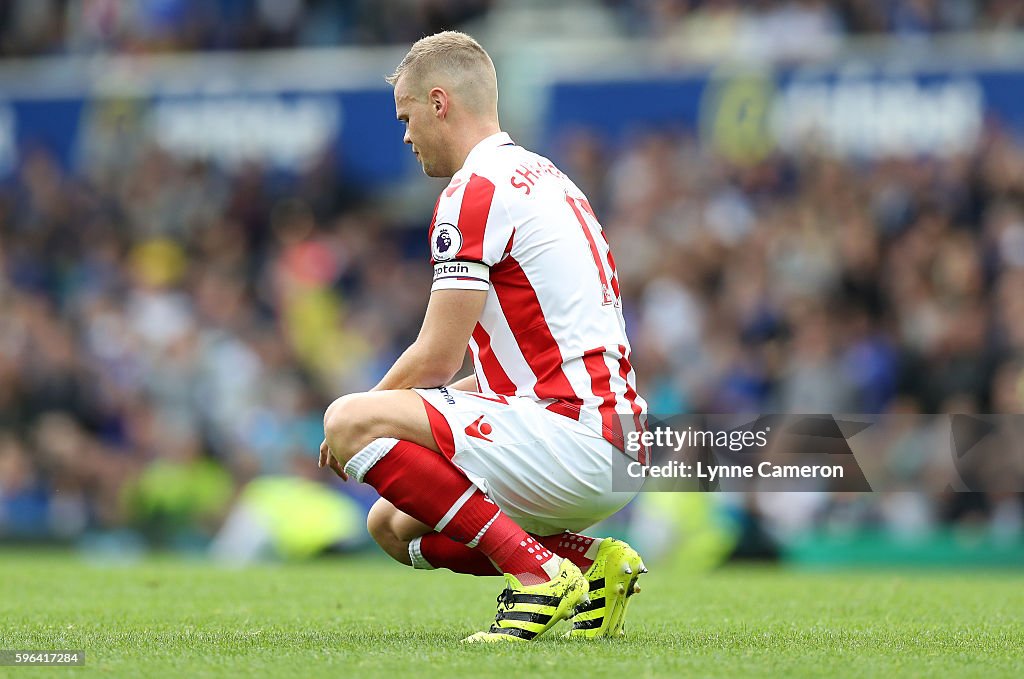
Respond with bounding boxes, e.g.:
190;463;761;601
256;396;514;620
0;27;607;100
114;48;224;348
438;135;577;207
435;165;502;208
476;141;556;177
446;136;542;189
476;147;577;200
465;145;524;182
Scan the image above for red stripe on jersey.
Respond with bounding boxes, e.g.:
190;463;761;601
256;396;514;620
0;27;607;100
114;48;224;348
602;234;621;298
428;196;442;264
617;344;646;463
456;174;496;262
583;347;623;450
547;401;582;420
492;256;582;418
567;196;612;302
578;198;621;299
420;397;457;460
472;325;517;395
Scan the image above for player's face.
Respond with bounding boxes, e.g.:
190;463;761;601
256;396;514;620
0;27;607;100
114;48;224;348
395;81;449;178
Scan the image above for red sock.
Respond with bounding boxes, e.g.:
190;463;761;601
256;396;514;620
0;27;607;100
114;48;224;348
532;531;602;572
417;533;500;575
362;440;556;584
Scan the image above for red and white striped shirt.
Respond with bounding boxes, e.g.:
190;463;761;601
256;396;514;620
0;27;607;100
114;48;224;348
429;132;647;458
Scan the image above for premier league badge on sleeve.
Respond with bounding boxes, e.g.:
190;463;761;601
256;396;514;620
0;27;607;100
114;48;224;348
431;222;463;261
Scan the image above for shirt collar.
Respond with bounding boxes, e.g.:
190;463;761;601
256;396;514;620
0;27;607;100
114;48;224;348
463;131;514;169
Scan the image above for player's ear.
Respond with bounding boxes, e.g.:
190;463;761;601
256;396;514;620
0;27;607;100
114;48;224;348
429;87;449;119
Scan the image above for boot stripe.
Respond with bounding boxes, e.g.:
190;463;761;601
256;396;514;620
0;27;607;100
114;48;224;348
575;596;605;614
488;625;538;640
571;617;604;630
509;593;560;606
496;610;553;625
588;578;605;591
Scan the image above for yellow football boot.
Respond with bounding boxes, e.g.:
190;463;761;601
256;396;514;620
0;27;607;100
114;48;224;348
462;558;588;643
567;538;646;638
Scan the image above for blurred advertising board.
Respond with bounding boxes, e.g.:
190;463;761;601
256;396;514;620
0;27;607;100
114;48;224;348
545;64;1024;161
4;53;1024;183
0;57;411;185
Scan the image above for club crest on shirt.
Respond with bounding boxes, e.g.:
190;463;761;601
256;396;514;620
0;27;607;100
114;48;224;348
432;222;463;262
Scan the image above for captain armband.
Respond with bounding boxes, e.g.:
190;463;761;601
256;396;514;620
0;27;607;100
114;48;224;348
431;260;490;292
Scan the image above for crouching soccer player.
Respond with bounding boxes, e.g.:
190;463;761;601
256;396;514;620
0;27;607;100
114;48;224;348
319;31;647;642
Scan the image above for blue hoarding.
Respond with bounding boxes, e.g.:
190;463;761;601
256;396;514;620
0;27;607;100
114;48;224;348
0;87;412;186
545;65;1024;161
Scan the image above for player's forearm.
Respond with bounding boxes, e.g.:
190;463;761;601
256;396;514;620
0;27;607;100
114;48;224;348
371;343;460;392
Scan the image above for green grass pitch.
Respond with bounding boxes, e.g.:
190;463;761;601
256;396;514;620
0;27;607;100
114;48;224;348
1;550;1022;678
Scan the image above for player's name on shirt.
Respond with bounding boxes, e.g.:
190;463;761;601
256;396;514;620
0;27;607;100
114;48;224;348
510;159;569;195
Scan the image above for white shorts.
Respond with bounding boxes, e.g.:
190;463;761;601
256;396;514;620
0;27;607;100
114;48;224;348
413;387;641;536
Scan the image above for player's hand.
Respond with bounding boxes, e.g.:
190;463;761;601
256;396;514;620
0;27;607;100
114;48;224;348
319;439;349;481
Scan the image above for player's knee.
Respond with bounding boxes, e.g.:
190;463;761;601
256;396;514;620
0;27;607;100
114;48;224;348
323;394;355;437
323;393;378;457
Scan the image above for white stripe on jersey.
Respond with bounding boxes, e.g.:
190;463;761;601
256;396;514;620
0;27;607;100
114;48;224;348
473;305;539;400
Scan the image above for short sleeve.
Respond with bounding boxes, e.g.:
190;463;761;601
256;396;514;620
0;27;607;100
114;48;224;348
429;173;514;292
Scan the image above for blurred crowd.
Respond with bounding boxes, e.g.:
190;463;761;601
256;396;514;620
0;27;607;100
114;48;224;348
2;106;1023;547
0;139;405;541
0;0;495;56
611;0;1024;39
557;127;1024;418
0;0;1022;59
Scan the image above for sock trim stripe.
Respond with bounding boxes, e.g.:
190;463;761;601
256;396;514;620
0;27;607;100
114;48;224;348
408;536;434;570
583;537;603;560
466;509;501;548
343;437;399;482
434;486;478;533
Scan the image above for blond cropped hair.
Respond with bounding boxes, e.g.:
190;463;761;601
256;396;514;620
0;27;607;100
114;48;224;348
386;31;497;113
